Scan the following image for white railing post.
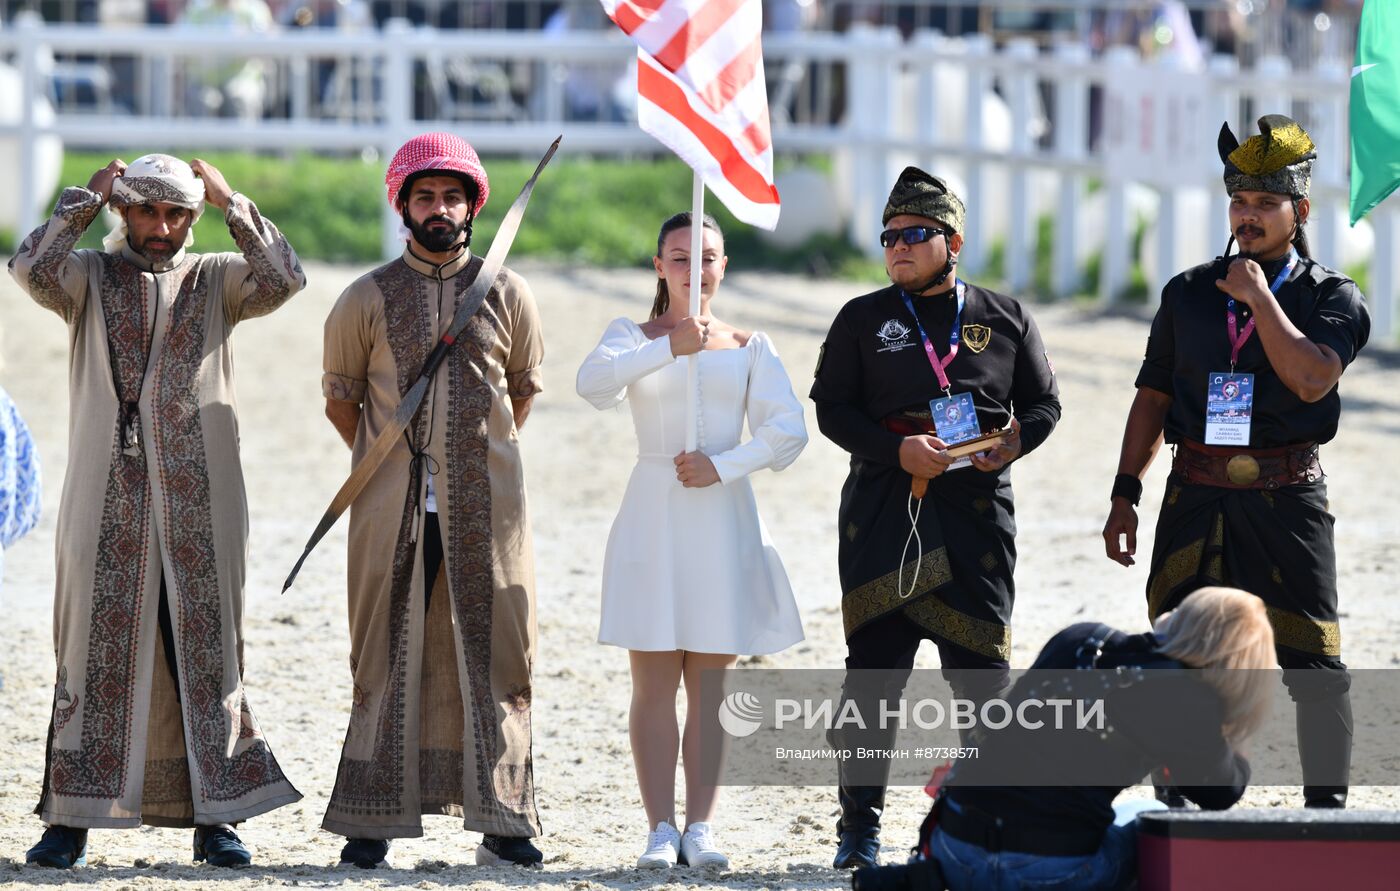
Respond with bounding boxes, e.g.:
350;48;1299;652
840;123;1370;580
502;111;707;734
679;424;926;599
1253;54;1292;120
1371;208;1397;343
1207;54;1239;253
844;24;899;258
1099;45;1138;304
1052;41;1088;299
381;18;413;260
915;28;943;171
1311;58;1348;268
16;11;42;243
1005;38;1036;294
1152;53;1190;301
960;33;993;276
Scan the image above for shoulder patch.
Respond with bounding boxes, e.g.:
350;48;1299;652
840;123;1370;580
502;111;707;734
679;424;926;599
814;342;826;377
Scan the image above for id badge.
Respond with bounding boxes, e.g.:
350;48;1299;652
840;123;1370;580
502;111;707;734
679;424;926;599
931;392;981;470
1204;372;1254;446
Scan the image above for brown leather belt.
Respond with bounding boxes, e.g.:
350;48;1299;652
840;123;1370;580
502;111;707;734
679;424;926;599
1171;439;1322;490
882;414;936;437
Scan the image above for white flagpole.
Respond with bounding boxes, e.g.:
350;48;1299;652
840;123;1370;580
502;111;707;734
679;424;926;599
685;170;704;453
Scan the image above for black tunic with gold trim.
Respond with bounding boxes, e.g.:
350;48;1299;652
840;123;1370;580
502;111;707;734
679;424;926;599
810;282;1060;661
1137;254;1369;661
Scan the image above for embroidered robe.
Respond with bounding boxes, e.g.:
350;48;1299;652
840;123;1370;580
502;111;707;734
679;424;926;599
8;186;306;828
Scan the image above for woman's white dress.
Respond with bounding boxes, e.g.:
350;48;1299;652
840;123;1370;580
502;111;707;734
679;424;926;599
576;318;807;654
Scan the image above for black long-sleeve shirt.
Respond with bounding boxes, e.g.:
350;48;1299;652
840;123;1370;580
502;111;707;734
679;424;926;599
1136;254;1369;447
810;282;1061;470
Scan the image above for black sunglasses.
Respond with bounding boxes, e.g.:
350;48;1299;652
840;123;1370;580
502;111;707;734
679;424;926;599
879;225;945;248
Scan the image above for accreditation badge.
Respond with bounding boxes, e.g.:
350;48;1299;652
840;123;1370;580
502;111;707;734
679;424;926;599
1204;372;1254;446
931;392;981;471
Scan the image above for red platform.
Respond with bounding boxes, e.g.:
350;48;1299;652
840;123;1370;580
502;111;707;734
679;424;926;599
1138;809;1400;891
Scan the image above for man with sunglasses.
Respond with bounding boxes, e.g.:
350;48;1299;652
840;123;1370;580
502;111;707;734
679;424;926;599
1102;115;1370;809
810;166;1061;868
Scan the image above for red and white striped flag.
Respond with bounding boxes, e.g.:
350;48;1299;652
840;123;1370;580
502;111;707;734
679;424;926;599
600;0;781;229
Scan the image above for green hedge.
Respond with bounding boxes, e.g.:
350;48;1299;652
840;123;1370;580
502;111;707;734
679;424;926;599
6;150;881;278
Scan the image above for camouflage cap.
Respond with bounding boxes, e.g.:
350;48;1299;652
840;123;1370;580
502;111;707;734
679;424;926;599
882;166;967;233
1219;115;1315;199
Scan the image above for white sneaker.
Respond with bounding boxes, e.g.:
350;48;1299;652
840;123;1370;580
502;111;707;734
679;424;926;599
636;820;681;869
680;822;730;870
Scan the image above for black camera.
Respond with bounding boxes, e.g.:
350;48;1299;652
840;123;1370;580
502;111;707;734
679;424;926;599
851;857;944;891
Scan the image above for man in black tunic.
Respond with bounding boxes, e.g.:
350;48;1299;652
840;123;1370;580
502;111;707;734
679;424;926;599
1102;115;1370;808
811;167;1061;867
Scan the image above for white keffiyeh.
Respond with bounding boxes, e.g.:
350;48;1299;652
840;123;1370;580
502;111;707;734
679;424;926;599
103;154;207;252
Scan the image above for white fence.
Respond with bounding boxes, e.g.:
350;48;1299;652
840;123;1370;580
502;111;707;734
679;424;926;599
0;15;1395;338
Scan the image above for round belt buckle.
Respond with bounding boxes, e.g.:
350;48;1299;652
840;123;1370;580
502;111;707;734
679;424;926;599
1226;454;1261;486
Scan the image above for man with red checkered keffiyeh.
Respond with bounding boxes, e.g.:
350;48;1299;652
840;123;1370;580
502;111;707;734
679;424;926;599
321;133;546;868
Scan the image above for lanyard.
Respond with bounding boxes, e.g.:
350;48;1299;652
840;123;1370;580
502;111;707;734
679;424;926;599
900;280;966;394
1227;251;1296;369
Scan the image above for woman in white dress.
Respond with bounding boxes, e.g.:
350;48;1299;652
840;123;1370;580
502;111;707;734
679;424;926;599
576;213;807;870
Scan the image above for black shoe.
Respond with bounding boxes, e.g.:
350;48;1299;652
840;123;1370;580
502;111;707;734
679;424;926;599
833;828;880;869
476;834;543;867
1304;789;1348;809
339;838;392;869
25;825;88;868
193;825;252;868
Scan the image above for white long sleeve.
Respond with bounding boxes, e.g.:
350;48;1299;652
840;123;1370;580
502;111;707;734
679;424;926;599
709;333;808;485
575;317;676;409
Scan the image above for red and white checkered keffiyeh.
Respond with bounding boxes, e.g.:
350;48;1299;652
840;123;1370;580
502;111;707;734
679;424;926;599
385;132;490;216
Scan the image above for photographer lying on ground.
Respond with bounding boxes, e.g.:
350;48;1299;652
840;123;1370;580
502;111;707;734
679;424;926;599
855;586;1275;891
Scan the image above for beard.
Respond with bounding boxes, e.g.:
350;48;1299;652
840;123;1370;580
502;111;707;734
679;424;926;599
407;213;469;253
129;233;177;263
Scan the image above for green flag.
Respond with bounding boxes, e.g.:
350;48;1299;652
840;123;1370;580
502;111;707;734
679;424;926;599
1350;0;1400;225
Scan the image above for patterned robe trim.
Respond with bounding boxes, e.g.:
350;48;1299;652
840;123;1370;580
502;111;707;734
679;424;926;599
505;368;542;399
1146;512;1340;657
447;277;539;831
1147;513;1224;620
328;259;433;820
155;271;289;802
842;546;953;638
328;480;420;817
224;194;307;321
905;593;1013;662
1266;606;1342;658
47;256;155;799
10;187;103;318
323;373;367;403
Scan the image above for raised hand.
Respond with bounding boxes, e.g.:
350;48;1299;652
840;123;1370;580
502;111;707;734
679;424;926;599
668;316;710;357
190;159;234;211
1215;257;1269;308
86;159;127;203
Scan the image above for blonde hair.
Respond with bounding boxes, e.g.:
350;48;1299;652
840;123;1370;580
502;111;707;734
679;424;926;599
1154;587;1276;746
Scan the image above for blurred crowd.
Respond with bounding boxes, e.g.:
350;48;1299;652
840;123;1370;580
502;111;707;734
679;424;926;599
0;0;1366;125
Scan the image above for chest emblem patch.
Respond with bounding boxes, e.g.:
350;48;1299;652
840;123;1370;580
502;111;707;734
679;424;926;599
877;319;911;342
962;324;992;353
874;319;915;354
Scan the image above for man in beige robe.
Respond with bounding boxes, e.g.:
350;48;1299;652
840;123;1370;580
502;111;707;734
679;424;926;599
8;154;305;868
321;133;544;868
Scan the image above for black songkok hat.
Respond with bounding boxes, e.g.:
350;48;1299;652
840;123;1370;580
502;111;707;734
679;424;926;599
882;166;967;234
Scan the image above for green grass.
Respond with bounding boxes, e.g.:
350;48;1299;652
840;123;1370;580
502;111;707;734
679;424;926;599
3;150;876;276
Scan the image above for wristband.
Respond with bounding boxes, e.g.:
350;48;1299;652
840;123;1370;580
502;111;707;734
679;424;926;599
1111;473;1143;506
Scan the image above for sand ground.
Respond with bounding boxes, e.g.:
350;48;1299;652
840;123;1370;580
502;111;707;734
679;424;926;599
1;258;1398;890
